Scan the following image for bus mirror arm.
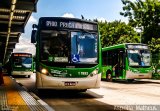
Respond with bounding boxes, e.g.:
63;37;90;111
31;30;37;43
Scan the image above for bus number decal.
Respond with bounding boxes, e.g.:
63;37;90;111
46;21;57;27
51;69;61;74
78;72;88;76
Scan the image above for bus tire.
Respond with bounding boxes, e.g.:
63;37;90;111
79;89;87;92
106;72;112;82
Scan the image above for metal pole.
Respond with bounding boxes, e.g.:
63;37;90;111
140;27;142;43
0;64;4;85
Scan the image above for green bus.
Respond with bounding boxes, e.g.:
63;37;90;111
31;17;101;91
8;53;34;78
101;43;152;82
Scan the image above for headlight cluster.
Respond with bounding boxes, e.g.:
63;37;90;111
88;69;99;77
41;68;48;75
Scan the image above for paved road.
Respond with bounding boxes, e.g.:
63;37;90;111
15;74;160;111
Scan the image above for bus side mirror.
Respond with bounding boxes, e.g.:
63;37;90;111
31;30;37;43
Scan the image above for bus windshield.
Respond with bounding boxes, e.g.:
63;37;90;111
71;32;97;63
41;30;98;64
127;49;151;67
14;57;32;68
41;30;68;62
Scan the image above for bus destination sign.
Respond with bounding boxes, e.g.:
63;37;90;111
14;54;31;57
126;45;148;49
44;21;97;31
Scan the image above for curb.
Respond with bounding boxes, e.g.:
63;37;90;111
29;92;55;111
11;76;55;111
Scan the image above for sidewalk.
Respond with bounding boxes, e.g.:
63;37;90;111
0;75;53;111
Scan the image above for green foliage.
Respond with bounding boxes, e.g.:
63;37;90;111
148;38;160;53
152;73;160;79
98;21;140;47
148;38;160;77
121;0;160;44
152;60;160;80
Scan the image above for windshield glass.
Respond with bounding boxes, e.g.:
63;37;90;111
128;49;151;66
14;57;32;68
71;32;98;63
41;30;68;62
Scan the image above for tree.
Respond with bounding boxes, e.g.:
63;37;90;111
120;0;160;44
98;20;139;47
148;38;160;53
148;38;160;74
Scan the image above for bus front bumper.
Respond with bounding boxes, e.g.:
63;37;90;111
12;71;33;76
126;71;152;79
36;72;101;90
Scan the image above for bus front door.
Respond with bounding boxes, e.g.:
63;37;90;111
115;50;125;78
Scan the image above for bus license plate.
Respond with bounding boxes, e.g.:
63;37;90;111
139;75;144;76
64;82;76;86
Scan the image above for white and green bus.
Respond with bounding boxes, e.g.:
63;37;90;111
8;53;34;78
102;43;152;82
31;17;101;91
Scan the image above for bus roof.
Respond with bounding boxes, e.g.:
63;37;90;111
37;17;98;31
39;17;98;24
102;43;148;51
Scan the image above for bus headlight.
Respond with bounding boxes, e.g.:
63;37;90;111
92;69;98;75
41;68;48;75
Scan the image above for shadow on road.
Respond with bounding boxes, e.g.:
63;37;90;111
37;89;103;99
37;89;127;111
36;89;120;111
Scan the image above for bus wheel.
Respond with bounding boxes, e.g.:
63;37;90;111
79;89;87;92
106;73;112;82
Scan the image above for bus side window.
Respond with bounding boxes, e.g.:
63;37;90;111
102;51;107;65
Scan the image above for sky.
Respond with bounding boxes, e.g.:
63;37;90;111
13;0;130;55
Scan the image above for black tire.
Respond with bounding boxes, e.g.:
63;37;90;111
106;73;112;82
79;89;87;92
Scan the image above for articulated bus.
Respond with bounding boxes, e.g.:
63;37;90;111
31;17;101;91
8;53;34;78
101;43;152;82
